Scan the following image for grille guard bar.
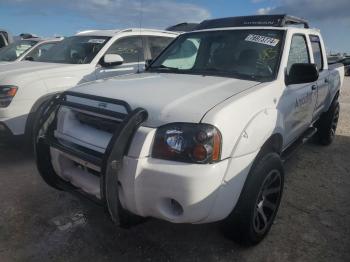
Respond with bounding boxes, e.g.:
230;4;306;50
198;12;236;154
34;91;148;222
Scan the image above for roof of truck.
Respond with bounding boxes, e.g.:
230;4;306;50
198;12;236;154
76;28;179;37
197;15;310;30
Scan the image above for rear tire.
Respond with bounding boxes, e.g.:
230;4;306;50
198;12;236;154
316;100;340;146
222;152;284;246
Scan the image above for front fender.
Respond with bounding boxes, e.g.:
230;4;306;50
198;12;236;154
232;108;284;158
202;109;284;222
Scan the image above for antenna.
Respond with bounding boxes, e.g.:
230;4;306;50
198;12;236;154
138;0;144;73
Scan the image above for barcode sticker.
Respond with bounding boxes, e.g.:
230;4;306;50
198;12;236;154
245;34;280;46
88;39;106;44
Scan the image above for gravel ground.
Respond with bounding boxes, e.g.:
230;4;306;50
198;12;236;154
0;78;349;262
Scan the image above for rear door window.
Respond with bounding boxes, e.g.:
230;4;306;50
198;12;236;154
309;35;324;71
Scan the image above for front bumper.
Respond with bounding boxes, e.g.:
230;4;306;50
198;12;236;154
0;102;30;137
50;146;231;223
35;92;254;224
0;121;14;140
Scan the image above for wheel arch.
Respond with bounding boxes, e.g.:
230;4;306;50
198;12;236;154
24;92;61;137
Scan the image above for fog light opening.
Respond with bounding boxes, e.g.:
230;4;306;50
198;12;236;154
159;198;184;219
170;199;183;216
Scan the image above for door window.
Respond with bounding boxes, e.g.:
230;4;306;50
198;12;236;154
106;37;144;63
24;42;58;61
147;36;174;58
287;35;310;74
0;40;37;61
309;35;324;71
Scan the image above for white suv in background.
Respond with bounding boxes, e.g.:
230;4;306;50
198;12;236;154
0;29;178;140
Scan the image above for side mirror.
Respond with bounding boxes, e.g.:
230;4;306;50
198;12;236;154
145;59;153;69
101;54;124;67
286;63;319;85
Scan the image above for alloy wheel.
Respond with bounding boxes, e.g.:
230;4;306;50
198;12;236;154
253;170;282;234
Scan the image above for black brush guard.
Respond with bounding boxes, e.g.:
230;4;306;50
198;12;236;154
34;91;148;224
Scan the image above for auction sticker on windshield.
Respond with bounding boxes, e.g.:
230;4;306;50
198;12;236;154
245;34;280;46
88;39;106;44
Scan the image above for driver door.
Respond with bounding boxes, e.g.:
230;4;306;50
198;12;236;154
280;34;318;147
95;36;145;79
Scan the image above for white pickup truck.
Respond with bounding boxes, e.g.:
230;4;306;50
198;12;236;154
35;15;344;245
0;29;177;140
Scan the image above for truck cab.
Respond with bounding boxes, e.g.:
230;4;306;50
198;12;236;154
35;15;344;246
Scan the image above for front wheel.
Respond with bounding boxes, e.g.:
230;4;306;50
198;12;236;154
222;152;284;246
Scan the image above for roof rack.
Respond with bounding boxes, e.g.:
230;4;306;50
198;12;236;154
196;15;310;30
166;23;199;32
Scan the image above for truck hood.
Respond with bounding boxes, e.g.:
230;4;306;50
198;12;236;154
71;73;260;127
0;61;87;83
0;61;14;66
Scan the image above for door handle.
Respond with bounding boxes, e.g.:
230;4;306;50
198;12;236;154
311;85;317;91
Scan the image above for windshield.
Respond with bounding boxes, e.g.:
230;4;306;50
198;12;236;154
149;29;284;81
35;36;110;64
0;40;38;61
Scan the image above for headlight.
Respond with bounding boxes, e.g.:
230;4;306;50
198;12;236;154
0;85;18;108
152;123;222;164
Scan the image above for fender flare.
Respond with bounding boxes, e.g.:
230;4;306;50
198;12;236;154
205;109;284;222
231;108;284;158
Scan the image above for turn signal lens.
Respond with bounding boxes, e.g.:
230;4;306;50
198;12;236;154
152;123;222;164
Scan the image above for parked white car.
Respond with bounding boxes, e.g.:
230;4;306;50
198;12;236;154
35;15;344;245
0;28;177;139
0;37;62;65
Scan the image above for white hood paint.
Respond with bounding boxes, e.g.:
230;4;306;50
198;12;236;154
71;73;260;127
0;61;88;82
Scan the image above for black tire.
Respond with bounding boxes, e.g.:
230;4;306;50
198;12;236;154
316;100;340;146
25;99;51;148
222;152;284;246
118;204;148;229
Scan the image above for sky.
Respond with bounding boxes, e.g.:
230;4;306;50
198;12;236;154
0;0;349;54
